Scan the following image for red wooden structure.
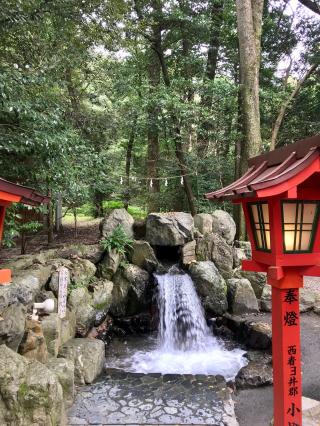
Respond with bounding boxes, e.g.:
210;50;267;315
206;134;320;426
0;177;49;284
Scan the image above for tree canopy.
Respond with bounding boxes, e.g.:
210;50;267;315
0;0;319;224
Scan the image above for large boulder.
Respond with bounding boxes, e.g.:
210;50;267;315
227;278;259;315
146;212;194;246
211;210;236;244
70;258;96;285
110;264;150;317
68;287;96;336
0;344;64;426
58;338;105;385
196;233;233;279
240;271;267;299
244;321;272;350
49;257;97;296
48;259;73;296
1;250;57;272
194;213;213;235
189;261;228;316
47;358;75;407
18;319;48;364
300;288;316;312
97;249;122;280
235;351;273;389
233;247;248;268
100;208;134;239
41;311;76;357
129;240;158;272
260;286;317;313
0;302;26;351
41;313;62;357
92;279;113;311
60;310;77;346
260;285;272;312
181;240;196;266
0;266;51;310
56;243;104;264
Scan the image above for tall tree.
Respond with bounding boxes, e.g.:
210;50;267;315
236;0;264;174
270;63;319;150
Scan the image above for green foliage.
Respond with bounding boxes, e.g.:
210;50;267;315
100;225;133;255
103;201;147;219
0;0;318;226
3;204;43;249
67;280;88;295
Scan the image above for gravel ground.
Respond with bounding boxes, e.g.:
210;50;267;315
304;276;320;292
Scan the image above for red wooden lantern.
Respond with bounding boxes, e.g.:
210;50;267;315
206;134;320;426
0;177;50;284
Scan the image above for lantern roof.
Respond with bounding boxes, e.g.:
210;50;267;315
206;135;320;201
0;177;50;206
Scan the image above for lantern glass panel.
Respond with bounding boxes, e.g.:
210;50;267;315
249;202;271;251
282;201;318;253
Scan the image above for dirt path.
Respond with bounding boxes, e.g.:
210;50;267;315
0;217;101;262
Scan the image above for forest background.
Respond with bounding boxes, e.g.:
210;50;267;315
0;0;319;244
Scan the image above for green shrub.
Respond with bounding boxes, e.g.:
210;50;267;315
100;224;133;255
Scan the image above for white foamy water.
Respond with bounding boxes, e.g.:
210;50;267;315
109;267;247;380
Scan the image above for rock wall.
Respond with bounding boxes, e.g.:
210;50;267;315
1;207;320;424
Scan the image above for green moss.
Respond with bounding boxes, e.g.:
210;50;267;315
93;302;108;310
18;382;29;398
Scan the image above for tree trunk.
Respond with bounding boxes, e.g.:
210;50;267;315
73;208;78;238
55;193;62;232
20;233;27;255
174;125;197;216
146;3;161;213
236;0;264;172
93;191;104;218
270;63;318;150
197;0;224;156
233;71;246;240
47;199;54;244
124;116;137;210
149;0;197;215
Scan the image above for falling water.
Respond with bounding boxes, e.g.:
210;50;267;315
109;267;247;380
158;266;216;351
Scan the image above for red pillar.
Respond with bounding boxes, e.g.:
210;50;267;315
0;206;11;284
271;277;302;426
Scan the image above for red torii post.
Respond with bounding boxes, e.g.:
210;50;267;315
0;178;50;284
206;135;320;426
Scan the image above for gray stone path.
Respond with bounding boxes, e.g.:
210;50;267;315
68;370;238;425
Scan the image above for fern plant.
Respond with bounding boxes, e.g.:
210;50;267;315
100;224;133;255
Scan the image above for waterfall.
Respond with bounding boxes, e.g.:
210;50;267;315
157;266;215;351
108;266;247;379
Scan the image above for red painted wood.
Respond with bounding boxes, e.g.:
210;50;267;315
272;285;302;426
0;191;21;203
242;202;257;251
269;197;283;257
242;259;268;273
257;156;319;198
268;269;303;289
0;269;11;285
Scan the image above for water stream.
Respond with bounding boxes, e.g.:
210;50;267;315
108;267;247;380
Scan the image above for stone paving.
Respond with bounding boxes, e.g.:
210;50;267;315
68;369;238;425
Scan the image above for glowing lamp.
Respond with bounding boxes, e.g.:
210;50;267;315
282;201;318;253
206;135;320;426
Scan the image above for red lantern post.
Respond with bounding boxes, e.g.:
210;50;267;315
206;135;320;426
